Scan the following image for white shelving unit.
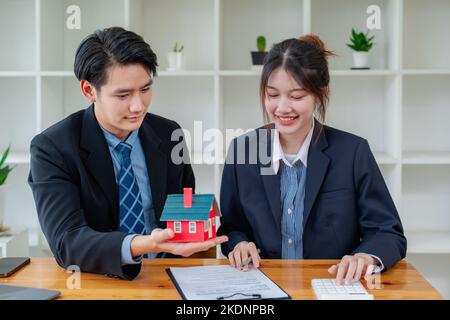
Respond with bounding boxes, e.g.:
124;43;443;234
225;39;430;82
0;0;449;255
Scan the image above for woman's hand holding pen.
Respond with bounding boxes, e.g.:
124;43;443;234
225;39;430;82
228;241;261;272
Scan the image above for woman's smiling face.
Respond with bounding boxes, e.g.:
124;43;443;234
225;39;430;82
264;67;316;138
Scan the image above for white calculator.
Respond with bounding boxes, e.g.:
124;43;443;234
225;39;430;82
311;279;374;300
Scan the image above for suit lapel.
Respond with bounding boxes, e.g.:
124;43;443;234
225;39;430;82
80;105;119;225
261;170;282;232
259;126;282;232
303;121;330;227
138;117;167;222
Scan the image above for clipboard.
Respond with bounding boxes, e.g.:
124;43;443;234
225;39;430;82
166;265;292;300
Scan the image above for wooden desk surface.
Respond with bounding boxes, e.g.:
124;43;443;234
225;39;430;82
0;257;443;300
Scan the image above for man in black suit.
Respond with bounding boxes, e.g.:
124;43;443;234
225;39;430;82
28;27;227;280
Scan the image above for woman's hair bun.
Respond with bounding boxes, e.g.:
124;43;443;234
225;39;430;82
299;34;335;59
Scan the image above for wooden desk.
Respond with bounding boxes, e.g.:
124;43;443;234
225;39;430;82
0;258;443;300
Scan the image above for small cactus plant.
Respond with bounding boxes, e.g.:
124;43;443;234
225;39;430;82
257;36;266;52
251;36;268;67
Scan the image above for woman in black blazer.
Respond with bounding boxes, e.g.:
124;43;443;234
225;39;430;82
217;35;406;285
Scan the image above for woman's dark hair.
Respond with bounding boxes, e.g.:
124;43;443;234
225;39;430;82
259;34;335;137
74;26;158;90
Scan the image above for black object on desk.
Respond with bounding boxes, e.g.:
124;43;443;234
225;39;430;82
0;284;60;300
0;257;30;277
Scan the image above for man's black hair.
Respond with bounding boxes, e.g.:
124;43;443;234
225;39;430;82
74;26;158;89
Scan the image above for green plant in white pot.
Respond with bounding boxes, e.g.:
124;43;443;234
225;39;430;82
347;28;374;69
0;145;14;232
167;42;185;71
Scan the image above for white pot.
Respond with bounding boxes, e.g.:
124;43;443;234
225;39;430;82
352;51;369;68
0;187;5;231
167;52;185;71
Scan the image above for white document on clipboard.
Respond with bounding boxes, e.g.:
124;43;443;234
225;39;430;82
166;265;291;300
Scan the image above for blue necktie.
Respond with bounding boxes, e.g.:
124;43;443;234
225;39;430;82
117;142;146;235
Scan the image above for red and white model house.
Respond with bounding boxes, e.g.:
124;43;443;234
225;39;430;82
160;188;221;242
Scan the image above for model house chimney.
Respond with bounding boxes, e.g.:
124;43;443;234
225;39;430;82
183;187;192;208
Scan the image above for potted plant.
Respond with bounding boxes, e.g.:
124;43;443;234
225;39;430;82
251;35;268;70
347;28;374;69
0;145;14;232
167;42;185;71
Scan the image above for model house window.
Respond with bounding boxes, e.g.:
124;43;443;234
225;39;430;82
204;220;209;231
174;221;181;233
189;221;196;233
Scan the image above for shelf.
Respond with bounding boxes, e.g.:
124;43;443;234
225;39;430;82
158;70;215;77
129;0;215;71
40;71;75;77
331;70;397;76
403;69;450;76
219;70;398;77
40;70;260;78
0;0;36;71
374;152;397;165
404;0;450;69
403;152;450;165
0;72;37;77
4;152;30;165
219;70;261;77
406;231;450;254
221;0;304;70
311;0;398;70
